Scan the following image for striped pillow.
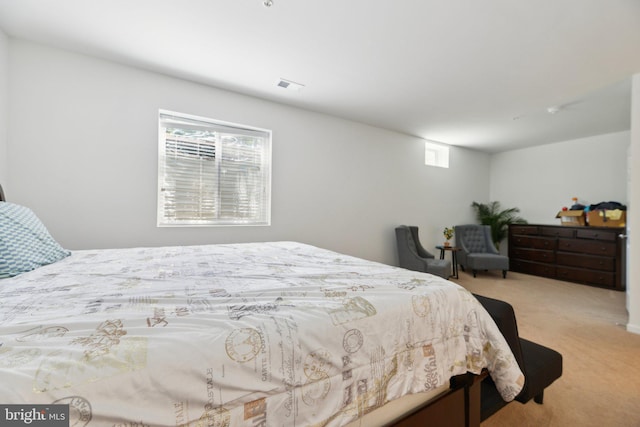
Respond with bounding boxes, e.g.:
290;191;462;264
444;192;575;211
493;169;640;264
0;202;70;278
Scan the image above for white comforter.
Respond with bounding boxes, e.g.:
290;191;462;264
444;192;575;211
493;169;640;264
0;242;523;426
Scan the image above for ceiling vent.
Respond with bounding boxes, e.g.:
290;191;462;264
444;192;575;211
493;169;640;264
277;79;305;91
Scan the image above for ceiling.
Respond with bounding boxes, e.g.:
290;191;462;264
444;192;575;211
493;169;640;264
0;0;639;153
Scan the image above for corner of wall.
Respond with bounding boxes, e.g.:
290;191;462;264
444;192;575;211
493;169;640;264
627;72;640;334
627;323;640;335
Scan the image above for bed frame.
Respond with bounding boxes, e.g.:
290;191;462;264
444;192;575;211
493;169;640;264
390;372;484;427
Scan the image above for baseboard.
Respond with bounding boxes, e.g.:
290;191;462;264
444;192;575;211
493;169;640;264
626;323;640;335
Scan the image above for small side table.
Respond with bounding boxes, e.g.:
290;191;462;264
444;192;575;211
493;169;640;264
436;245;461;279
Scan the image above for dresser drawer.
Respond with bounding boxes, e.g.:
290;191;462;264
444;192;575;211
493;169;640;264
510;260;556;278
576;228;620;242
558;238;616;256
511;235;556;250
540;226;574;238
556;252;615;272
511;248;555;263
510;225;539;235
556;266;616;288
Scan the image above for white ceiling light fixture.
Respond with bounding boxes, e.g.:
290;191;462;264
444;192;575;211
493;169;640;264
277;78;305;91
263;0;273;7
547;105;562;115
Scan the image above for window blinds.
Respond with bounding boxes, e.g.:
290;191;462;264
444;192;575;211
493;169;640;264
158;111;271;226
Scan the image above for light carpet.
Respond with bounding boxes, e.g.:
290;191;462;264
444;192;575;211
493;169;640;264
453;270;640;427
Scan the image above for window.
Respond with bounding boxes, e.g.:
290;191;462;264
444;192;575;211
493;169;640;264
158;110;271;226
424;140;449;168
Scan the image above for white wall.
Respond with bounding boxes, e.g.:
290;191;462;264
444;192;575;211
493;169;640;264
7;39;489;265
490;131;629;225
0;29;8;187
627;73;640;334
490;125;638;334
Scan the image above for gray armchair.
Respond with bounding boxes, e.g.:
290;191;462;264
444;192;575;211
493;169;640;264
395;225;451;279
455;224;509;278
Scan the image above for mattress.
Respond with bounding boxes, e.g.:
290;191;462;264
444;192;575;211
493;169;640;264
0;241;524;426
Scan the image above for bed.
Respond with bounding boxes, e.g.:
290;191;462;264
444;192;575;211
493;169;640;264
0;190;524;427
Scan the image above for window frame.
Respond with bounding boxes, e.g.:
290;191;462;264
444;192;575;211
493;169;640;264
424;140;450;168
157;109;272;227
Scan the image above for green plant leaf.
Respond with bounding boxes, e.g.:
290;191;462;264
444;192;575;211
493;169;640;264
471;201;527;249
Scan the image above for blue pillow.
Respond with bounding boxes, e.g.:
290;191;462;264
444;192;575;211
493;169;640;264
0;202;70;278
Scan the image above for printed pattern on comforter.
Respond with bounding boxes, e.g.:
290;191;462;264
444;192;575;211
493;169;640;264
0;242;524;426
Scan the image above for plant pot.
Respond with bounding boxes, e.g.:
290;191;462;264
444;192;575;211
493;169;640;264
444;241;451;247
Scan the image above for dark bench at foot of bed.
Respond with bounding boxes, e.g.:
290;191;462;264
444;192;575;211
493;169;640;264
474;294;563;421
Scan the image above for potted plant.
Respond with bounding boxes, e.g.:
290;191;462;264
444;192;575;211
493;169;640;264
471;201;527;250
443;227;454;246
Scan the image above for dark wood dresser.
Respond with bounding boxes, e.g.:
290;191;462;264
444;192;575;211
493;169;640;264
509;224;626;291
